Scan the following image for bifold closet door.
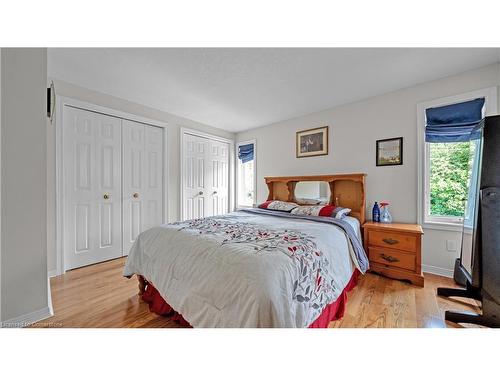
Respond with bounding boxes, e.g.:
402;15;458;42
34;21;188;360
208;139;229;216
182;133;230;220
63;107;123;270
183;133;209;220
122;119;164;255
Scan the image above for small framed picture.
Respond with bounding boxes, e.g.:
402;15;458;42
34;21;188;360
296;126;329;158
376;137;403;166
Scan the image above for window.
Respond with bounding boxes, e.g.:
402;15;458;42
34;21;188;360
427;142;472;222
418;88;496;229
237;140;256;207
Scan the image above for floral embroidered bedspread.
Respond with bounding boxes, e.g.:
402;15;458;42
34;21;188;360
176;217;336;311
124;210;366;327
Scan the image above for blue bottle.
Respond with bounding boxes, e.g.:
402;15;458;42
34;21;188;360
372;202;380;222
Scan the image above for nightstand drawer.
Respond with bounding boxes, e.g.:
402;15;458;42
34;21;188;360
369;246;416;271
368;230;417;252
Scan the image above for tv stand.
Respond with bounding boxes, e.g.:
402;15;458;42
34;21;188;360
443;310;499;327
437;284;500;327
437;284;481;300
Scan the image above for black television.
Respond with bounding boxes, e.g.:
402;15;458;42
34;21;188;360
437;115;500;327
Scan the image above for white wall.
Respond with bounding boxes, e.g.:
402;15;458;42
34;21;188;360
0;48;2;322
236;63;500;274
1;49;49;322
46;79;235;274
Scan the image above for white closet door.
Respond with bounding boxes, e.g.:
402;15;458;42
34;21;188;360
182;133;230;220
183;134;209;220
63;107;122;270
122;120;163;255
144;125;164;229
208;139;229;216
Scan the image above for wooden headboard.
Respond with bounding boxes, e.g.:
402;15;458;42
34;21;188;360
264;173;367;224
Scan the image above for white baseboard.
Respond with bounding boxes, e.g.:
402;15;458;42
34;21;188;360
1;306;53;328
422;264;454;278
48;269;59;278
47;277;54;316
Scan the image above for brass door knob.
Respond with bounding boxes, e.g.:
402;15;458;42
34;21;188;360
133;193;139;198
103;193;110;200
198;191;204;195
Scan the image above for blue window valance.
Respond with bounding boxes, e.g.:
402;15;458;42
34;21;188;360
425;98;485;143
238;143;254;163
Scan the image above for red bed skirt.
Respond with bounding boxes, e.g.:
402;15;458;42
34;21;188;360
141;285;192;327
307;269;359;328
141;269;360;328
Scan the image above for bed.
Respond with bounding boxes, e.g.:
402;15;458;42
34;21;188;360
123;174;368;328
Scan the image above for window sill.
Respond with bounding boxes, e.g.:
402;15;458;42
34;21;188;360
422;220;463;232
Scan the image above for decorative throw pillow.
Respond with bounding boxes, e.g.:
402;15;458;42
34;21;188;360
258;200;299;212
290;205;335;217
290;205;351;219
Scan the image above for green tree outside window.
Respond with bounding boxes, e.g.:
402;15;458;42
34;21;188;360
429;142;473;217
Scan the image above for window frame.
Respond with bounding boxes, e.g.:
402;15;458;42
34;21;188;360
417;87;497;231
236;139;257;209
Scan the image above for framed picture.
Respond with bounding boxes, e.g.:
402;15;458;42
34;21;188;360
296;126;329;158
376;137;403;166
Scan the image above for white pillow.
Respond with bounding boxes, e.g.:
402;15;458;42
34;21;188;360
332;207;351;219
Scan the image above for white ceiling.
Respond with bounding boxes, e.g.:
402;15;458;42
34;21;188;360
48;48;500;133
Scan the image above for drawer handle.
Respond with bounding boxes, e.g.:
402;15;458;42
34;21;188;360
380;254;399;263
382;238;399;245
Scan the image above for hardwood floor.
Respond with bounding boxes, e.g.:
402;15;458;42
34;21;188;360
330;269;482;328
36;257;482;328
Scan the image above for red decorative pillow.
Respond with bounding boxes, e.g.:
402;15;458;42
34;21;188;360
290;205;341;217
318;205;336;216
291;205;351;218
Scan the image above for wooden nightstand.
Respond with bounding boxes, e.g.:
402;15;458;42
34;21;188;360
363;221;424;287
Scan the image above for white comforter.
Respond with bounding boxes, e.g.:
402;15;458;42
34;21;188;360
123;210;360;328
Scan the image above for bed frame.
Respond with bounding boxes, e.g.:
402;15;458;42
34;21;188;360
137;173;367;295
264;173;367;224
